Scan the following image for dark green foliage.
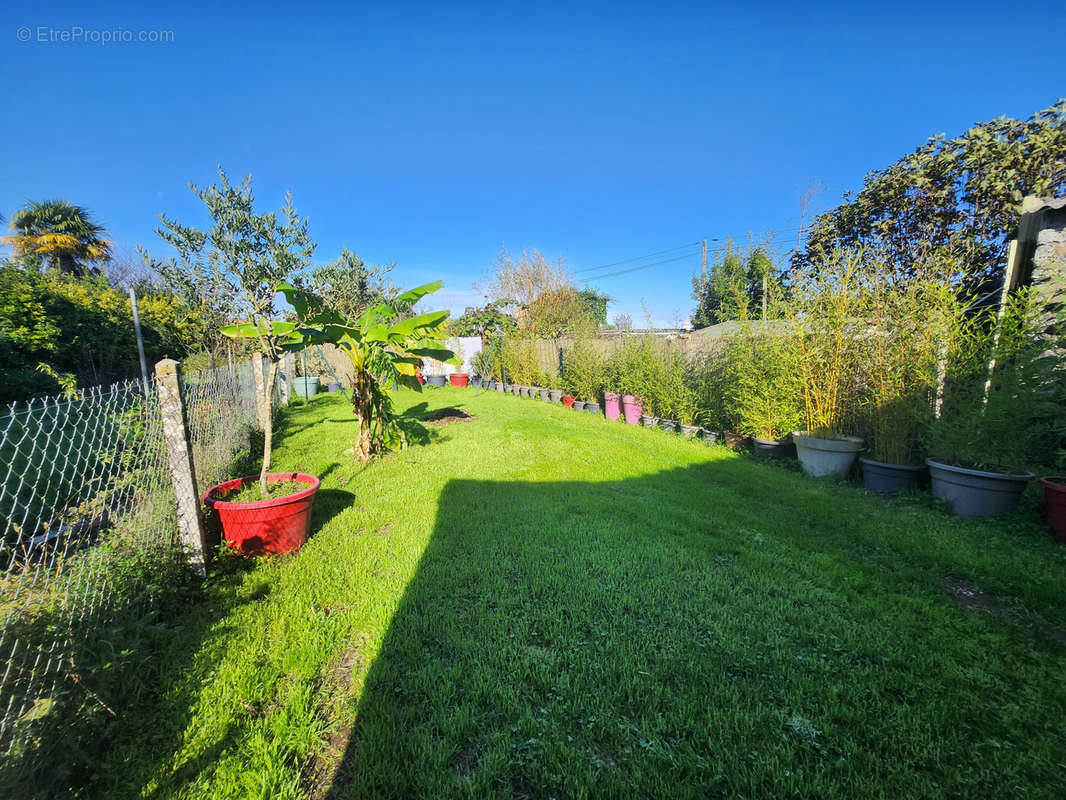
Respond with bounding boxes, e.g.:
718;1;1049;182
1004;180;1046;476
797;100;1066;296
0;264;189;401
692;243;776;328
451;299;519;338
578;288;610;328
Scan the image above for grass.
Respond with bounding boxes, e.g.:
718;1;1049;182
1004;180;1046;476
67;386;1066;799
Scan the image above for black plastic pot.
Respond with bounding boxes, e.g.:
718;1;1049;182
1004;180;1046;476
584;401;601;414
752;437;796;460
860;457;926;494
927;459;1033;518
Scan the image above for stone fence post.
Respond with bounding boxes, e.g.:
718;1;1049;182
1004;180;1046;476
155;359;208;578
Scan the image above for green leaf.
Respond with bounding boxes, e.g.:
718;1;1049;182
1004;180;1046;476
392;280;444;309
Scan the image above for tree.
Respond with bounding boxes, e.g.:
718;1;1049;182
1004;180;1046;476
3;200;113;276
796;100;1066;296
288;282;455;461
308;247;395;321
451;299;519;338
691;241;776;327
156;168;316;497
578;288;611;328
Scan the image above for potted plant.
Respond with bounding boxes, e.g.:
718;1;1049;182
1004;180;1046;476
604;391;622;420
925;292;1047;517
789;249;864;478
855;276;953;492
727;326;801;459
640;414;660;428
621;395;643;425
561;337;604;416
156;169;323;555
584;399;601;414
449;373;470;387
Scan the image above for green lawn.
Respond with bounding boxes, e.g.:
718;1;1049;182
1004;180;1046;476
87;387;1066;799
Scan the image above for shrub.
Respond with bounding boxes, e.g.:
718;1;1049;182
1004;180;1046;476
725;325;803;440
561;338;605;401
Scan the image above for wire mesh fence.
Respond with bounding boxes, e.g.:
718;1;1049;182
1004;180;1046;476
0;359;262;779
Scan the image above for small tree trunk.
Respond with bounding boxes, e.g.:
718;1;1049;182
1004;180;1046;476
260;359;278;497
352;372;373;461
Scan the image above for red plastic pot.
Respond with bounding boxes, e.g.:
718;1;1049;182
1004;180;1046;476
203;472;320;555
1041;478;1066;543
449;373;470;387
604;392;621;421
417;375;424;385
621;394;642;425
562;395;576;408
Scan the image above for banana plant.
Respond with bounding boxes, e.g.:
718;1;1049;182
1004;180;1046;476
281;280;457;461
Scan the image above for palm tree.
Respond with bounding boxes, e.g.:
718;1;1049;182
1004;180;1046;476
3;200;112;275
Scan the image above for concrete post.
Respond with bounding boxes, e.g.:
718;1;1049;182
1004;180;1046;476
280;353;294;406
155;359;208;578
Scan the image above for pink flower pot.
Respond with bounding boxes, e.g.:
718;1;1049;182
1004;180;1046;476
604;392;621;421
621;395;643;425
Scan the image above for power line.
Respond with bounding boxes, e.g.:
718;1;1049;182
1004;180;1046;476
578;252;701;282
573;242;700;274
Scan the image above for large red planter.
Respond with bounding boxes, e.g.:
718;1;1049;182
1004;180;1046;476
562;395;576;408
621;394;642;425
1041;478;1066;543
203;472;321;555
604;392;621;421
449;373;470;387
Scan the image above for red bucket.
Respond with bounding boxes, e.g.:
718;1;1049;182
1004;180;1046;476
203;472;320;555
562;395;576;408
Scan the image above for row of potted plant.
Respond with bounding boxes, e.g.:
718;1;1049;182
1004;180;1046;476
465;247;1066;536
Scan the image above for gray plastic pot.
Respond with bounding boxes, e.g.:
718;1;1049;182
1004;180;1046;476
700;428;720;445
538;388;550;401
584;401;601;414
679;424;700;439
495;382;505;393
426;375;446;387
926;459;1033;518
860;457;926;494
292;377;320;399
792;432;863;478
573;400;586;411
640;415;660;428
752;437;796;460
549;389;563;403
530;386;542;399
660;419;679;433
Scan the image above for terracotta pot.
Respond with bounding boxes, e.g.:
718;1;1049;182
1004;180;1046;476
1041;478;1066;543
203;473;320;556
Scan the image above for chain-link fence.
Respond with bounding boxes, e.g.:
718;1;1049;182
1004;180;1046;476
0;359;262;782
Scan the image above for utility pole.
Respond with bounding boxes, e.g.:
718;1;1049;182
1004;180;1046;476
700;239;708;283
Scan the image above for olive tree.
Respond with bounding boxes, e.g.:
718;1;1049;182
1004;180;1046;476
155;167;316;497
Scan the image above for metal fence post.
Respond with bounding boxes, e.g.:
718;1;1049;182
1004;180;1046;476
252;354;267;429
155;359;208;578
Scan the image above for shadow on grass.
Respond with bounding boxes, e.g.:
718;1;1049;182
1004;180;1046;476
315;459;1066;799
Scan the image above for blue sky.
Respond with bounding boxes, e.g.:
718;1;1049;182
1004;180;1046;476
2;1;1063;325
